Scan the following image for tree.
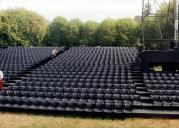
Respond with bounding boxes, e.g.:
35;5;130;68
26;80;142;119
47;16;68;46
0;8;47;46
142;17;161;49
65;19;82;46
116;18;140;47
79;21;98;46
155;0;175;39
96;18;116;46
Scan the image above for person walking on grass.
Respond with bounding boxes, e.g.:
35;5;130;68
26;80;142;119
0;71;3;90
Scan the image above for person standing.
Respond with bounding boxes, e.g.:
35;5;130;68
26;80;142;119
52;49;58;58
0;71;3;90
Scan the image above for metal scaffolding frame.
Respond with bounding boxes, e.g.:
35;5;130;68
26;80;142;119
141;0;178;51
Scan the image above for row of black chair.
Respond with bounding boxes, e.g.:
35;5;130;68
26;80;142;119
0;47;138;114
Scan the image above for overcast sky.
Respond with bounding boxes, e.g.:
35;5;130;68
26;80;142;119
0;0;168;22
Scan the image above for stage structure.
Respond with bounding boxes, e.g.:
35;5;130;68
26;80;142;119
141;0;179;72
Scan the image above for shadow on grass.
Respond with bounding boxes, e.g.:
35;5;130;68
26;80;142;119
0;107;126;121
1;107;179;120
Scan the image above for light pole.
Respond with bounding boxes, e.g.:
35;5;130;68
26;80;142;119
142;0;145;51
175;0;179;48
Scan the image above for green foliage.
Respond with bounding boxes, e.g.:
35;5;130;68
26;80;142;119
46;16;68;46
65;19;82;46
45;17;140;47
156;0;175;39
96;18;117;46
0;9;141;47
116;18;140;47
0;8;47;47
0;0;175;48
143;18;158;38
79;21;99;46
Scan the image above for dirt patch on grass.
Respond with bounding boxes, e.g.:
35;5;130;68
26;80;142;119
0;112;179;128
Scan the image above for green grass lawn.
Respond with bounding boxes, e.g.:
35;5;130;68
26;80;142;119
0;112;179;128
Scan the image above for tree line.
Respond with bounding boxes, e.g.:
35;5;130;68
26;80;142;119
0;0;175;48
44;17;140;47
0;8;47;46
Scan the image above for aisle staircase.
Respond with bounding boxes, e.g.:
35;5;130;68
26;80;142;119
3;48;69;89
131;60;153;110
